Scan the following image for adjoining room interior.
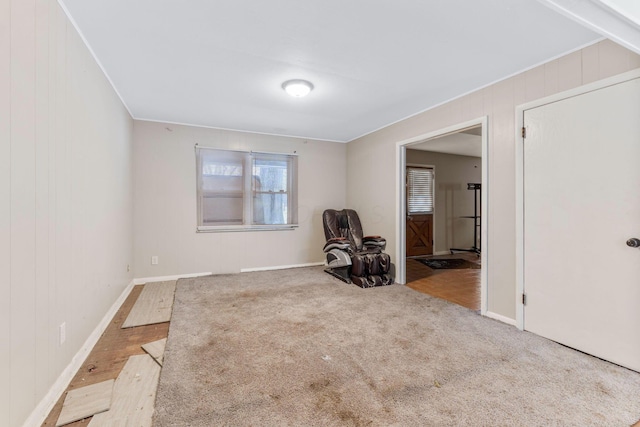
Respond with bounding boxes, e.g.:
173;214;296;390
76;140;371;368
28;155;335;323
4;0;640;426
404;127;483;311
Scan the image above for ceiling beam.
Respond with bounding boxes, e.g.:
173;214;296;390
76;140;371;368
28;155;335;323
536;0;640;54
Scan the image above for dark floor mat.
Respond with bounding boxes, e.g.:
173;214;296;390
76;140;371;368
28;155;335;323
416;258;480;270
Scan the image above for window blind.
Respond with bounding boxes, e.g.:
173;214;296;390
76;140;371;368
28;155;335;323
407;167;434;214
199;149;245;225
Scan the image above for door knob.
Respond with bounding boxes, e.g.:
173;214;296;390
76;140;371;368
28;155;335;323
627;238;640;248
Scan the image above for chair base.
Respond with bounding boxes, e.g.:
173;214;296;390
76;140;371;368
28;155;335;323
325;267;393;289
324;266;352;284
351;273;394;288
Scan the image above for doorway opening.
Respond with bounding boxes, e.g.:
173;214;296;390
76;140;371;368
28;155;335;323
396;117;488;314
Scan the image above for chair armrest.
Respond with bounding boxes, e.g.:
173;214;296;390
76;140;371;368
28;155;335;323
363;236;385;244
363;236;386;250
328;237;348;243
323;238;350;253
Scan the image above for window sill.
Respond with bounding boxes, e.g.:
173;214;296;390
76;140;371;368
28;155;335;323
197;224;298;233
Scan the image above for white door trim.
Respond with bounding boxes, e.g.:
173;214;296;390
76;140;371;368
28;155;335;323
396;116;489;315
515;68;640;330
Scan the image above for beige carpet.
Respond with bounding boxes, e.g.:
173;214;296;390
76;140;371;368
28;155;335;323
154;267;640;426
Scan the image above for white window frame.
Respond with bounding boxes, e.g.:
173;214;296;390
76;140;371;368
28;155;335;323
195;146;298;232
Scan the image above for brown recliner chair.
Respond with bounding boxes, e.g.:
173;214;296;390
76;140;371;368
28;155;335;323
322;209;393;288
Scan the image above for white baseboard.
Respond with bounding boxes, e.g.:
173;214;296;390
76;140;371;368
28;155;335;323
23;280;135;427
484;310;517;327
433;250;451;256
240;261;324;273
133;271;212;285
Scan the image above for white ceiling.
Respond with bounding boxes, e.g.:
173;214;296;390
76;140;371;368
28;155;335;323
60;0;601;142
410;132;482;158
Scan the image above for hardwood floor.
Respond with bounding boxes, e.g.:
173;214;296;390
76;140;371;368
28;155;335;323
41;285;169;426
405;253;481;311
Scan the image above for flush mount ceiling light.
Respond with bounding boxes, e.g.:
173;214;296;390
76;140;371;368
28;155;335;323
282;79;314;98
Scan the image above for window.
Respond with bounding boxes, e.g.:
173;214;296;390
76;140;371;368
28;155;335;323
407;166;434;214
196;147;298;231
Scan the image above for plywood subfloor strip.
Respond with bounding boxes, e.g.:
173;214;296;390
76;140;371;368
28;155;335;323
41;285;169;427
55;380;114;426
88;354;160;427
141;338;167;366
122;281;176;328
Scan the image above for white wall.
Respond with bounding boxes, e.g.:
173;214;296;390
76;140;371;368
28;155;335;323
0;1;134;425
406;150;481;254
132;121;347;278
347;39;640;320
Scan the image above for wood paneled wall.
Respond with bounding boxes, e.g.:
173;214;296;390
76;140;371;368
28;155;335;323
0;1;133;425
132;120;347;278
347;39;640;320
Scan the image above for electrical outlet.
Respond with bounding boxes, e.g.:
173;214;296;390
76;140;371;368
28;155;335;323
151;256;158;265
127;264;130;272
59;322;66;345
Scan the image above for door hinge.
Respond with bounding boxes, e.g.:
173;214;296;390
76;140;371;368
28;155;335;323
522;293;527;305
521;127;526;138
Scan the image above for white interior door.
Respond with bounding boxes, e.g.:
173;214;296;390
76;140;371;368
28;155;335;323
523;77;640;372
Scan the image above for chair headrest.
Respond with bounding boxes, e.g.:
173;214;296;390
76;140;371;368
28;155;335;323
322;209;364;250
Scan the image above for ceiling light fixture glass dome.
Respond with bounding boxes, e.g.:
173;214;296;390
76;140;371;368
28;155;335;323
282;79;314;97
